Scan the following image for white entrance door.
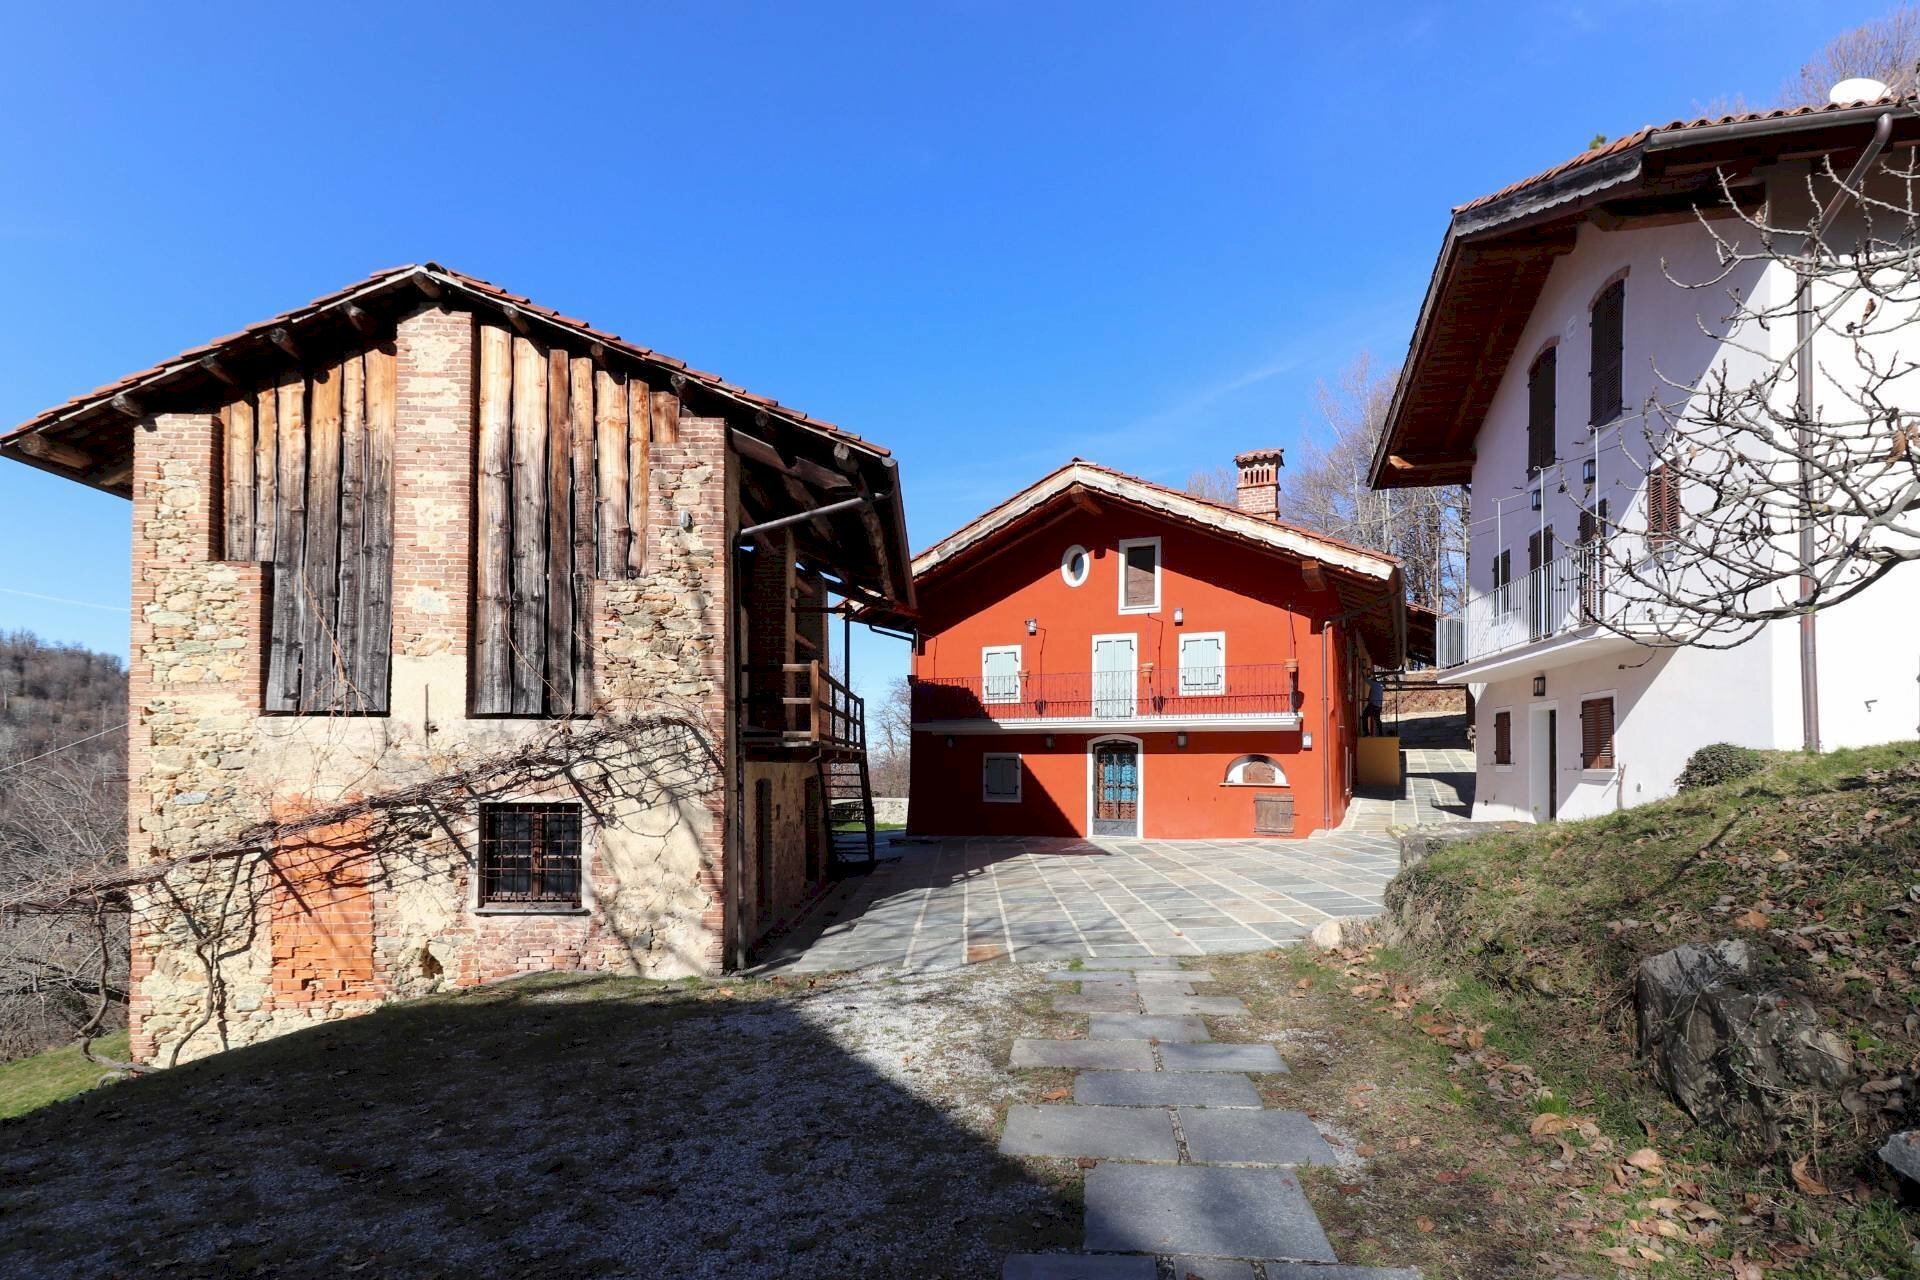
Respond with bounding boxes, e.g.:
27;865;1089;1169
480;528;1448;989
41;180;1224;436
1091;635;1137;718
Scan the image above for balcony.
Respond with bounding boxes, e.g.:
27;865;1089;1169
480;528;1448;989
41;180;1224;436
1436;539;1652;680
742;660;868;758
910;663;1304;733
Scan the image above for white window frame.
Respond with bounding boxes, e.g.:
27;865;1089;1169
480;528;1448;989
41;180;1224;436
982;752;1022;803
1060;544;1091;587
1116;536;1162;614
981;645;1022;705
1177;631;1227;696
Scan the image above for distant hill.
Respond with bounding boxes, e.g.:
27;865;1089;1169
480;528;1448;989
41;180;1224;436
0;631;126;766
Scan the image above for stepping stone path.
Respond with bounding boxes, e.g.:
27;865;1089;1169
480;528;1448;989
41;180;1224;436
1001;960;1419;1279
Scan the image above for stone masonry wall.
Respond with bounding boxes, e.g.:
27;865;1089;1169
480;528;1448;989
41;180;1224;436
128;305;736;1064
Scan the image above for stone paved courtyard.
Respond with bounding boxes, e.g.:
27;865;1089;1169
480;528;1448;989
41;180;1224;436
763;737;1477;974
758;831;1403;973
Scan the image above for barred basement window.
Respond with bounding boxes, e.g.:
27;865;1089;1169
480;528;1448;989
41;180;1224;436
479;803;584;907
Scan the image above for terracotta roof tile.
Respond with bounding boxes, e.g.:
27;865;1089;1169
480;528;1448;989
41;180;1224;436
6;262;887;457
1455;96;1897;214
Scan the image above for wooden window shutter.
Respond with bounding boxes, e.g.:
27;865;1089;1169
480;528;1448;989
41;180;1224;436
1528;348;1556;473
1647;465;1679;547
1589;279;1625;424
1580;696;1615;769
1123;542;1157;609
1493;710;1511;765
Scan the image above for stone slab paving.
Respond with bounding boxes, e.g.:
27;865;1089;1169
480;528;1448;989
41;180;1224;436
1157;1041;1288;1073
1178;1107;1336;1165
998;962;1420;1278
1000;1105;1178;1161
755;832;1404;973
1010;1039;1155;1070
1075;1070;1262;1108
1083;1164;1335;1261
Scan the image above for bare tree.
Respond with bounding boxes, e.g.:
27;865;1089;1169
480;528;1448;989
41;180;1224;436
1780;7;1920;107
0;756;128;1059
1583;104;1920;658
867;677;911;797
1183;465;1238;505
1278;354;1468;612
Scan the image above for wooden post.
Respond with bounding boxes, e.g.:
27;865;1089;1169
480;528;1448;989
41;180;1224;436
810;659;823;743
544;347;574;713
335;355;367;710
475;324;515;713
592;368;629;578
508;335;549;715
221;399;254;561
357;345;396;713
253;387;278;562
627;379;651;576
650;388;680;444
266;373;309;710
301;363;344;711
568;355;596;709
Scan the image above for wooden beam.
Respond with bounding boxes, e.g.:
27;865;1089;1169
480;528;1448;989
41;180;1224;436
90;459;134;490
335;356;367;710
265;372;308;711
269;327;301;362
253;387;278;561
729;429;858;494
474;324;515;713
199;355;241;389
506;309;533;337
627;378;650;576
14;434;96;471
832;440;859;473
108;394;145;421
650;388;680;444
568;355;596;709
593;368;630;579
300;363;344;711
342;303;380;336
412;272;443;299
357;346;396;714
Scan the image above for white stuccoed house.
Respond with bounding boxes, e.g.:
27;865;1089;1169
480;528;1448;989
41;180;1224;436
1373;87;1920;823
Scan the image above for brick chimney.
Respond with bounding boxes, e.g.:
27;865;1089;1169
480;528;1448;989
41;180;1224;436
1234;448;1284;520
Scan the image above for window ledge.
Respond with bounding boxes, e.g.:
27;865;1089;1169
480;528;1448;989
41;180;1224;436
474;904;591;917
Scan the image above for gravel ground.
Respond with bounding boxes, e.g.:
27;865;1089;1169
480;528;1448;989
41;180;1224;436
0;964;1078;1280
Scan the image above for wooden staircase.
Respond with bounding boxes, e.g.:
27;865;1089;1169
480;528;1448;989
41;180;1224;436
819;753;877;869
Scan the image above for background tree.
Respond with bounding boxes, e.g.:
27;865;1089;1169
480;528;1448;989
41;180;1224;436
866;676;912;797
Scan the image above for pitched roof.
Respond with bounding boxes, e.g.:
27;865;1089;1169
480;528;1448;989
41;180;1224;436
915;459;1398;582
898;459;1405;665
3;263;889;495
1369;95;1917;491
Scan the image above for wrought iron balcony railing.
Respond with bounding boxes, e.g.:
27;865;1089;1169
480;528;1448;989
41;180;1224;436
910;663;1302;724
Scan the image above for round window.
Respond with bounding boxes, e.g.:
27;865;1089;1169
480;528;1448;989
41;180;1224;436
1061;545;1090;587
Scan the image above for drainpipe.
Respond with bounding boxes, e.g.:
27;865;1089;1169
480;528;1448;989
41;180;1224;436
1795;110;1892;753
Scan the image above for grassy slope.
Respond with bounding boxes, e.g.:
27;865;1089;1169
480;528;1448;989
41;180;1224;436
0;1032;130;1120
1373;742;1920;1277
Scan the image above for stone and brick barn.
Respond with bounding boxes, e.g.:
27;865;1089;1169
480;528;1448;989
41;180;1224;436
0;264;913;1063
885;458;1405;840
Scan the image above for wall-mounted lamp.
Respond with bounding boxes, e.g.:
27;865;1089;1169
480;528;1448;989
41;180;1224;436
1025;618;1038;636
1581;459;1596;485
944;736;955;748
1173;607;1184;625
1529;489;1542;512
1301;731;1313;750
1175;732;1189;748
1532;675;1547;697
1044;735;1055;749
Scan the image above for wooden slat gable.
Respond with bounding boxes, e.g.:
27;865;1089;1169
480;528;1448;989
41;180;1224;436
470;320;673;716
221;344;397;714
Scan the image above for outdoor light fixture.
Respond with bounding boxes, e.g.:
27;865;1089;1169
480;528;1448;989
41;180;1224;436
1582;459;1596;485
1173;607;1184;625
1529;488;1542;512
1176;732;1189;748
1025;618;1037;635
945;736;955;748
1302;731;1313;750
1044;735;1055;749
1533;675;1547;697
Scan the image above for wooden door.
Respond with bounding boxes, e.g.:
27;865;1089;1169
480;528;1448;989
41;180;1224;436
1091;742;1140;837
1092;635;1137;718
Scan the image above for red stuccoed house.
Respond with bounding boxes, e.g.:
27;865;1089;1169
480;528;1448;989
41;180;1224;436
898;455;1406;840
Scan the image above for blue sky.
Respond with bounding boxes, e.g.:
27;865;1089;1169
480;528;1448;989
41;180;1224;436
0;1;1878;699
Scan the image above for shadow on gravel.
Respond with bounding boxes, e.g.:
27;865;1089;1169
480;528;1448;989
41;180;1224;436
0;972;1073;1280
